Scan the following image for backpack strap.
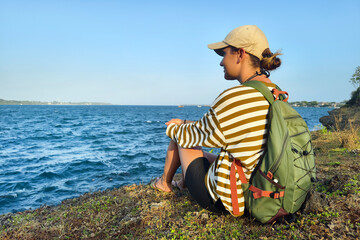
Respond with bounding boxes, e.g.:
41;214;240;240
239;81;287;202
229;157;248;216
243;80;289;103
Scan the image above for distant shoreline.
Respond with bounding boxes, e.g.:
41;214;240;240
0;98;345;108
0;99;112;106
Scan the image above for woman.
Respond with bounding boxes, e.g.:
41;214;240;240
152;25;282;216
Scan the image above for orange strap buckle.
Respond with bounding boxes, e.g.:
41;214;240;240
249;185;284;199
272;88;289;102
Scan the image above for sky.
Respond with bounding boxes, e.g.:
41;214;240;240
0;0;359;105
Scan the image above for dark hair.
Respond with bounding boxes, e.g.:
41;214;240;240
230;46;282;71
259;48;282;71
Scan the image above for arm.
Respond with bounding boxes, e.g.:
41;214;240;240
165;119;194;126
165;108;226;149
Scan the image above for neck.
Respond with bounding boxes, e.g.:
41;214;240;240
250;74;272;83
237;63;261;82
238;69;271;84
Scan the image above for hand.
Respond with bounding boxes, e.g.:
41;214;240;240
165;118;183;126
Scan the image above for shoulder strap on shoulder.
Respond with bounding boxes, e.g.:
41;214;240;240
242;81;275;104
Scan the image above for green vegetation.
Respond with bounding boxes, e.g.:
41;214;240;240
349;66;360;88
347;66;360;107
346;87;360;107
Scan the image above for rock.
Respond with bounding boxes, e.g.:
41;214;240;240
319;115;335;129
302;188;329;213
319;106;360;130
0;213;15;228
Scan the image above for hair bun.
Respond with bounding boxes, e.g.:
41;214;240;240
261;48;282;71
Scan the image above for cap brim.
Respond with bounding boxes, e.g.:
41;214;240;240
208;41;229;56
207;41;228;50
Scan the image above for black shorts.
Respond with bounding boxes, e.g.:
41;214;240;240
185;157;226;213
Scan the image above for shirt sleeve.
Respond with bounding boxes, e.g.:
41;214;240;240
166;107;226;149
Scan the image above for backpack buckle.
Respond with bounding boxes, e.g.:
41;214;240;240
272;88;289;102
269;191;281;199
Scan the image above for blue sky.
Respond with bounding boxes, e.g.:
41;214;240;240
1;0;359;105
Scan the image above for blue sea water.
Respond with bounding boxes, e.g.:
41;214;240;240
0;105;332;214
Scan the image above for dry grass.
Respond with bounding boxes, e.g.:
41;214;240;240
323;107;360;151
1;131;360;239
333;114;360;150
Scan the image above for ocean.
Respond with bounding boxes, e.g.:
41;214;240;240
0;105;332;215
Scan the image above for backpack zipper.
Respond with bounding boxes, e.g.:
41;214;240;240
268;131;289;174
290;130;308;138
284;116;303;120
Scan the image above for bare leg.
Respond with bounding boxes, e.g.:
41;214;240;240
153;140;181;192
176;148;218;187
154;140;218;192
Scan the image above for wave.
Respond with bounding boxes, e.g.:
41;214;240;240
36;171;62;180
0;193;17;199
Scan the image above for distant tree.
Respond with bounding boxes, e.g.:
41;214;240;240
346;88;360;106
309;101;318;106
347;66;360;106
349;66;360;88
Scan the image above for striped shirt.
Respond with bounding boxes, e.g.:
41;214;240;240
166;82;275;216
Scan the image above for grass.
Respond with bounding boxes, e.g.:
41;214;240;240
331;108;360;151
0;130;359;239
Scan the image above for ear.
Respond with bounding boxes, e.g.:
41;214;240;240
237;48;246;63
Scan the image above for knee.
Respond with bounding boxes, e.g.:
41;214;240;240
168;139;179;151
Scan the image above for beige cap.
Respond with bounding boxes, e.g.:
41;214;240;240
208;25;269;60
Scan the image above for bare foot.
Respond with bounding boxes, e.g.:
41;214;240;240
152;177;172;193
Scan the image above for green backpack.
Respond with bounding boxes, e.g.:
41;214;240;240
232;80;316;224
